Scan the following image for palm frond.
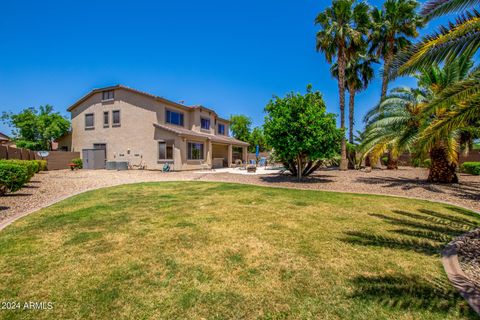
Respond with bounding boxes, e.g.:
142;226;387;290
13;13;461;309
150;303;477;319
422;0;480;20
392;11;480;77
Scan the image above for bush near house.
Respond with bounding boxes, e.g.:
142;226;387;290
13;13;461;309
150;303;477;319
71;158;83;169
0;162;29;195
461;162;480;175
0;160;38;180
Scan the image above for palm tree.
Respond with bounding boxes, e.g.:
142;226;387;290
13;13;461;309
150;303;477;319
362;57;475;182
369;0;423;100
362;86;424;169
331;55;375;143
315;0;371;170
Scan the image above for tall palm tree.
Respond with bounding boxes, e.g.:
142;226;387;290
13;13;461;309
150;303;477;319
315;0;371;170
331;55;375;143
369;0;423;100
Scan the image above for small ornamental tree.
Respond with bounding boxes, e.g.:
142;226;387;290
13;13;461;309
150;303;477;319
264;85;342;180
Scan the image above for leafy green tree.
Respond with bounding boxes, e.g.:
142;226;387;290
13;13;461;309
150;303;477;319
264;86;343;180
1;105;70;150
229;115;252;142
249;127;269;153
369;0;423;100
315;0;371;170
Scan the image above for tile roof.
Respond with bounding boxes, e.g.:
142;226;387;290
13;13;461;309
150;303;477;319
153;123;249;146
0;132;10;141
67;85;230;123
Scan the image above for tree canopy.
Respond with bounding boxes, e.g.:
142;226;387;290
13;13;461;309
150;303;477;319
1;105;70;150
229;115;252;143
264;86;342;179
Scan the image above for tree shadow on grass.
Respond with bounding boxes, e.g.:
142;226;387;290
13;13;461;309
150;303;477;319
355;176;445;192
343;208;480;254
343;207;480;316
355;176;480;202
259;173;334;184
350;274;477;317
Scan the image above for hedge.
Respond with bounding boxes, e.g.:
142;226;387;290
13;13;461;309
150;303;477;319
461;162;480;175
0;162;29;195
35;160;48;171
0;160;39;181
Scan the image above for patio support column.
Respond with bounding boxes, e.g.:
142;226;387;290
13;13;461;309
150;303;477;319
242;146;247;163
227;144;233;167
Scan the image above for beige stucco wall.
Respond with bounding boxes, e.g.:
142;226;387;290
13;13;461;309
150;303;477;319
70;88;222;170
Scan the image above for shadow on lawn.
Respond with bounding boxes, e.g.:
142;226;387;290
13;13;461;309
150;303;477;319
351;274;476;317
355;176;480;202
259;173;334;184
343;207;480;316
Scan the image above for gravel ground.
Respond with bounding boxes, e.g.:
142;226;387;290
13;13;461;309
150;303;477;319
455;229;480;290
1;166;479;230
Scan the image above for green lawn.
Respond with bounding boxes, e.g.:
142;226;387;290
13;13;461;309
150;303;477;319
0;182;478;319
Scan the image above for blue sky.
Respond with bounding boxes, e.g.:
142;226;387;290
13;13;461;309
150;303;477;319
0;0;453;136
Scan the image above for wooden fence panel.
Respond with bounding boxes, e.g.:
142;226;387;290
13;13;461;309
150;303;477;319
0;146;7;159
35;151;80;170
21;148;29;160
7;147;22;159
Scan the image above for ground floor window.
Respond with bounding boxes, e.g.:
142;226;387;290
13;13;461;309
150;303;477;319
187;142;204;160
158;141;173;160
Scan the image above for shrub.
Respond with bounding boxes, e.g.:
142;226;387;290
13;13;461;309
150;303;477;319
0;162;29;195
461;162;480;175
0;160;37;181
71;158;83;169
35;160;48;171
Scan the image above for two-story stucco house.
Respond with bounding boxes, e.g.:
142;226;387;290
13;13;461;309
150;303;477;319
65;85;249;171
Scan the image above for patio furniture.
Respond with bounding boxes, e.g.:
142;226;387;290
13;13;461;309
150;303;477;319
128;159;146;170
258;157;267;167
247;165;256;173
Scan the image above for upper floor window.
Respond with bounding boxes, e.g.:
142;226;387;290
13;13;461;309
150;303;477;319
85;113;94;129
218;124;225;135
103;111;109;127
166;109;184;126
102;90;114;101
112;110;120;126
201;118;210;130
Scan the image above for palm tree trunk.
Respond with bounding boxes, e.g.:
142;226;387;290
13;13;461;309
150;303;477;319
428;146;458;183
386;151;398;170
381;40;395;101
338;46;348;171
348;86;355;144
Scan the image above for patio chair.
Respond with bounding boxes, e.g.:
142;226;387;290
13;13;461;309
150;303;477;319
258;157;267;167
